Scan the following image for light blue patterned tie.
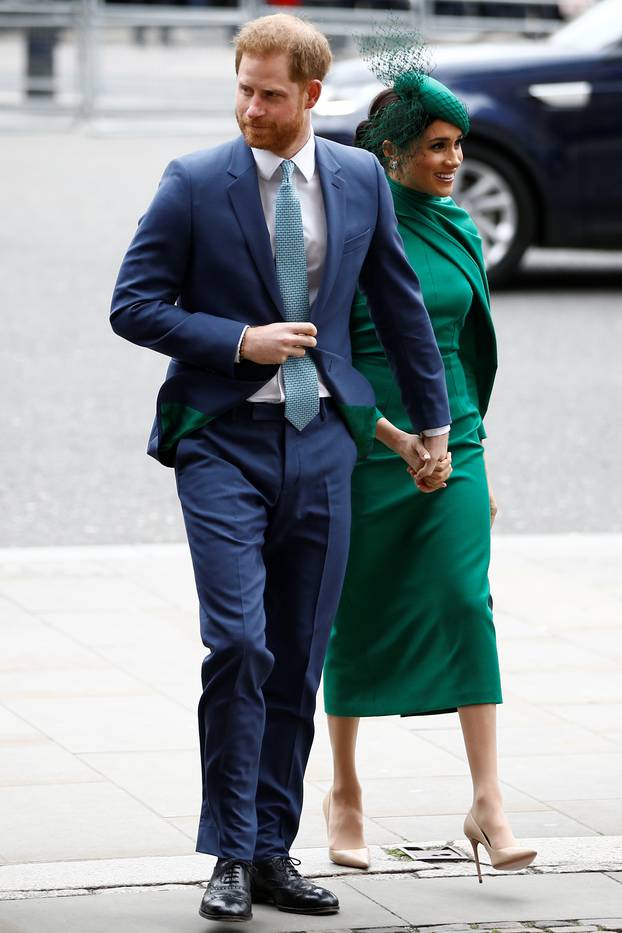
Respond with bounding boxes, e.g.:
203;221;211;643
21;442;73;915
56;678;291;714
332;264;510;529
275;159;320;431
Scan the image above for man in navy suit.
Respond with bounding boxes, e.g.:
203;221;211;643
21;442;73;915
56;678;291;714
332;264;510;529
111;13;450;924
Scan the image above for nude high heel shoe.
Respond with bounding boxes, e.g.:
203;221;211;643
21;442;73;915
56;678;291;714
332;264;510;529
322;790;371;870
464;811;537;883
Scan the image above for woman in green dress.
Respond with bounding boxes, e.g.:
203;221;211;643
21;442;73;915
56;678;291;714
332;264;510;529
321;73;537;881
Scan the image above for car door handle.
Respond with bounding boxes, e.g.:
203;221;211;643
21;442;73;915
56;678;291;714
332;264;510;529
528;81;592;108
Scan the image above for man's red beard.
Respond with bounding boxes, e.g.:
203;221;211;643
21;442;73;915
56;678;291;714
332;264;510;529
236;104;305;153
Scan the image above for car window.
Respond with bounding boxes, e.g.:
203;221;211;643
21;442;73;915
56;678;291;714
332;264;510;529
550;0;622;51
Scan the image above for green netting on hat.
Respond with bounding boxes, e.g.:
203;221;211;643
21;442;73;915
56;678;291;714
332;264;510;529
358;21;432;87
355;25;470;163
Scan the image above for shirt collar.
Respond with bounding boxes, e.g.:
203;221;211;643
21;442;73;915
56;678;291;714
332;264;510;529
251;131;316;183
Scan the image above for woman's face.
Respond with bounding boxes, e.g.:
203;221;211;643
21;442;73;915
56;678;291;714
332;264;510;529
386;119;465;197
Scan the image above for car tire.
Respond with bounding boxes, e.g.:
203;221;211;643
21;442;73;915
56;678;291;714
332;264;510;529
454;141;535;287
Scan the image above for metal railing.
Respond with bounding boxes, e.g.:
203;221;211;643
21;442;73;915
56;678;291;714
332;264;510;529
0;0;563;119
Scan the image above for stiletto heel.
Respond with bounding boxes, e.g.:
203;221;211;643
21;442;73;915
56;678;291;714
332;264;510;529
322;790;371;870
463;811;537;883
469;838;483;883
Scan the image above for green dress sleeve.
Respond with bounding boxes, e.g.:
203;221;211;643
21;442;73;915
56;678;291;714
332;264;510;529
457;292;497;434
458;299;491;442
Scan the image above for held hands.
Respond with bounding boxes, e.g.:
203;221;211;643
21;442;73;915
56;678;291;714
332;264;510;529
407;453;452;493
396;433;452;495
419;432;449;478
241;322;317;365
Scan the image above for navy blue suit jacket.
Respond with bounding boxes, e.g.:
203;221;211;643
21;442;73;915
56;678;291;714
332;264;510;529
111;134;450;465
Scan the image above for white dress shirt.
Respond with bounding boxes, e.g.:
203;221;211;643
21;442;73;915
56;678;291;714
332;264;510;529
238;132;449;437
244;131;330;403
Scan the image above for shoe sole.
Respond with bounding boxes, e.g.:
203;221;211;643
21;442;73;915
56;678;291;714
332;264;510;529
494;854;537;871
198;907;252;922
252;896;338;915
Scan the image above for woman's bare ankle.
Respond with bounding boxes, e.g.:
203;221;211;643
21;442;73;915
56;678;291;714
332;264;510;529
330;783;363;809
471;788;517;847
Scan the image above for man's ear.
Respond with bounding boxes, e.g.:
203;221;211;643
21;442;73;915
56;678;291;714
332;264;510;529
305;79;323;110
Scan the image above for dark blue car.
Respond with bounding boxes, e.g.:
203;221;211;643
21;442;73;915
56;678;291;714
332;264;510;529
312;0;622;283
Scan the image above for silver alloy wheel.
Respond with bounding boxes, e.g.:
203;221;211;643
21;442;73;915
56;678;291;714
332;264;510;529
452;158;519;270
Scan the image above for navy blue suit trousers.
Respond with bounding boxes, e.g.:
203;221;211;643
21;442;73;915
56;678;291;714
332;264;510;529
175;400;357;860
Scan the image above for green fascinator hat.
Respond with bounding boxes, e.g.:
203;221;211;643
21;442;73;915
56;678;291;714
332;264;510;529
399;73;471;136
356;29;470;162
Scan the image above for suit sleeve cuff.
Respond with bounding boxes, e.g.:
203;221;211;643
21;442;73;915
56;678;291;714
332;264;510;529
422;425;450;437
234;325;250;365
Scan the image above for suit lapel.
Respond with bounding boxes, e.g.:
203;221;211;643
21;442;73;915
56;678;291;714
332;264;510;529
227;137;284;316
312;137;345;319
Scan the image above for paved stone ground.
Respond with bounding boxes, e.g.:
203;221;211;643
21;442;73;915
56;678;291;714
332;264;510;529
1;535;621;927
1;535;622;870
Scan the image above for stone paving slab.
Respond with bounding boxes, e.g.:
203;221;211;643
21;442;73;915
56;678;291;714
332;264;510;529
0;881;400;933
375;813;597;841
310;776;546;819
344;871;622;925
546;803;622;838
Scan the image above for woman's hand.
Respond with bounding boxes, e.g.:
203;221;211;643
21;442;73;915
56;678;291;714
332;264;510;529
376;419;431;470
481;442;497;527
489;488;498;527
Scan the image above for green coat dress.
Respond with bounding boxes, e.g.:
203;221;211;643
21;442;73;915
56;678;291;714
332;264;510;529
323;179;503;717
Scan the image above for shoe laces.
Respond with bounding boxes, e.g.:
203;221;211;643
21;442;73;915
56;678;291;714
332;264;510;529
272;856;303;881
219;859;254;886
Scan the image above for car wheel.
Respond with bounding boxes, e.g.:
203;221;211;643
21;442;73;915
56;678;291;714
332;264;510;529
452;142;535;286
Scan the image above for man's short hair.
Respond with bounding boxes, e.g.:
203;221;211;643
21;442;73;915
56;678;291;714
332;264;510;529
235;13;332;84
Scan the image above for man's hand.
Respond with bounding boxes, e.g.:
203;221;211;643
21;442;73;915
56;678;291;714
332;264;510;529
416;432;449;479
241;322;317;365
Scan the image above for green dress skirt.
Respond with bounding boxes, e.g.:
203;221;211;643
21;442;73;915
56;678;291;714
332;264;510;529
323;187;503;717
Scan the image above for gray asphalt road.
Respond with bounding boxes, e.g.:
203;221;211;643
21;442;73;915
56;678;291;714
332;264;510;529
2;132;621;546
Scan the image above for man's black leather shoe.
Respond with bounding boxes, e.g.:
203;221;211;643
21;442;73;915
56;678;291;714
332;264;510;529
252;856;339;915
199;858;253;923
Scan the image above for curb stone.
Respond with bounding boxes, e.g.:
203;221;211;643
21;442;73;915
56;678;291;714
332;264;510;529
3;838;622;901
324;924;622;933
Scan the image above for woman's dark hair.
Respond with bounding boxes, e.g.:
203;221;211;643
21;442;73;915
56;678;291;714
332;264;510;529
354;87;433;163
354;89;400;159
